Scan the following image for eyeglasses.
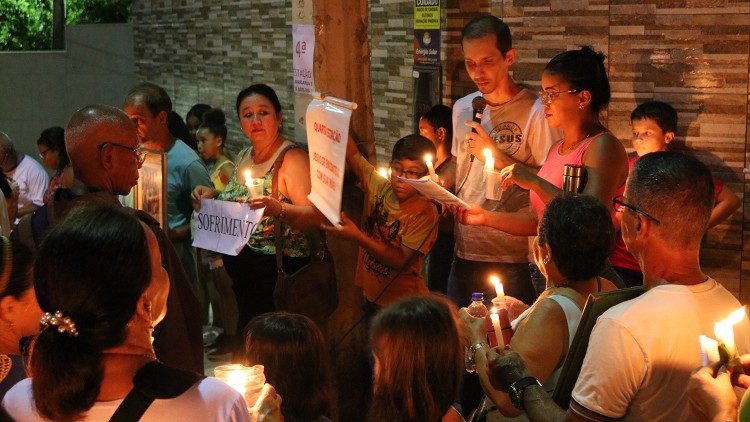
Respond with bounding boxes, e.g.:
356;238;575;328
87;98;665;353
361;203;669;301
612;195;660;225
98;142;147;166
390;163;425;180
539;89;580;106
38;148;52;159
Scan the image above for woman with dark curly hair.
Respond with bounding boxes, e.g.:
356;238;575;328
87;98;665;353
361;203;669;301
460;194;618;420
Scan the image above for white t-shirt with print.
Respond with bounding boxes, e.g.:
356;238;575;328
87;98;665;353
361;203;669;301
452;89;558;262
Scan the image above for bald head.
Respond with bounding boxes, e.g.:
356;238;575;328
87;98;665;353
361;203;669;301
66;105;140;194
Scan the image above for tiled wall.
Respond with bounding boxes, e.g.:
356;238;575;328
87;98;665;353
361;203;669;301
131;1;293;154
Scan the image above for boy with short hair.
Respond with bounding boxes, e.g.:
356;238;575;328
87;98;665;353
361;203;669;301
324;135;439;307
611;100;741;286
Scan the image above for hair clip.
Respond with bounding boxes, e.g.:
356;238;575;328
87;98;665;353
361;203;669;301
40;311;79;337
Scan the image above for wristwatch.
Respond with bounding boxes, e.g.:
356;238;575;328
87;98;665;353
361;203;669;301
509;376;542;410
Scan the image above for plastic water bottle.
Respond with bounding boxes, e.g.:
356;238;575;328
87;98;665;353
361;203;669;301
466;292;489;372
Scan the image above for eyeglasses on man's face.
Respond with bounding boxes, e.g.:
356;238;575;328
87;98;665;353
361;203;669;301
612;195;661;225
539;89;580;106
97;142;146;166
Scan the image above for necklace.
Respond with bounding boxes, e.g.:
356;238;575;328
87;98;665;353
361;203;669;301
558;132;593;155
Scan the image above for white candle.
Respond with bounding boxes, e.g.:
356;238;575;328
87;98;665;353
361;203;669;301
214;364;266;411
484;148;499;200
244;169;252;187
491;307;504;348
490;275;505;306
714;306;746;358
424;154;439;182
244;169;264;199
483;148;494;171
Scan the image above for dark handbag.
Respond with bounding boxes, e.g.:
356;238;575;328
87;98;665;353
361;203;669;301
270;147;339;325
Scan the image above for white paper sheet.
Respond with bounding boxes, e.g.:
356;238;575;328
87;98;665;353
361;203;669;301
192;199;265;256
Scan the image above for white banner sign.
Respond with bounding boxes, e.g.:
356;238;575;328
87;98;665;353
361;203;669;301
192;199;265;256
293;24;315;94
306;97;354;227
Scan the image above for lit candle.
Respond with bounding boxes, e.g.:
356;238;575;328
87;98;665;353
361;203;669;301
244;169;264;199
483;148;494;172
490;275;505;307
490;307;505;348
484;148;499;200
424;153;439;182
699;334;720;366
378;167;389;179
214;364;266;410
244;169;252;187
714;306;746;360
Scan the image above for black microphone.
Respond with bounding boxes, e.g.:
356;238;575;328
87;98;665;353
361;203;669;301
469;96;487;162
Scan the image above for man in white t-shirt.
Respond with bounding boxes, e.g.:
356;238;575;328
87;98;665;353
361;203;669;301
486;151;750;421
448;14;558;307
0;131;49;218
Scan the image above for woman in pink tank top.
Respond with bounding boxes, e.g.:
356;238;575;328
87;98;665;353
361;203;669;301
455;46;628;236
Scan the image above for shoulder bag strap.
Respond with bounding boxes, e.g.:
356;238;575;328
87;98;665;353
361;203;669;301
108;361;204;422
108;388;155;422
272;146;296;275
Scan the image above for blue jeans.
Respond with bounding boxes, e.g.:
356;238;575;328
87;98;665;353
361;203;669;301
447;257;535;307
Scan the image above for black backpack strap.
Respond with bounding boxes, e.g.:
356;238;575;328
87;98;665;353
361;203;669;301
108;361;205;422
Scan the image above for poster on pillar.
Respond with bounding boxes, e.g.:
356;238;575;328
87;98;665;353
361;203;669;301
306;97;355;227
293;24;315;94
413;0;441;66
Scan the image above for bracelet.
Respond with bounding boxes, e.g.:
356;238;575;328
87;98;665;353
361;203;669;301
278;202;287;221
470;342;488;358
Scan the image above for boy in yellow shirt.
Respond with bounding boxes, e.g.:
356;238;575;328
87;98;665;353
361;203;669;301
324;134;439;307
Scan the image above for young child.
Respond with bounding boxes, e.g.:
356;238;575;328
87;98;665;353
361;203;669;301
323;134;439;308
611;101;741;286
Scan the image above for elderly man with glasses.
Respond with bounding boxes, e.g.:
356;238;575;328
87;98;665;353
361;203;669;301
487;151;750;421
11;104;204;374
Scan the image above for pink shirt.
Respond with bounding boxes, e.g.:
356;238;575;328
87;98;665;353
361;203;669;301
530;134;600;222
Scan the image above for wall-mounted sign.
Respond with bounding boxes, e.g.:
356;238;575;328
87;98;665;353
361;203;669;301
413;0;440;66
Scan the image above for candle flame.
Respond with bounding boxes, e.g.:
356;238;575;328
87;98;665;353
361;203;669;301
424;153;433;163
723;306;746;325
483;148;492;159
378;167;389;178
490;275;503;295
244;169;252;185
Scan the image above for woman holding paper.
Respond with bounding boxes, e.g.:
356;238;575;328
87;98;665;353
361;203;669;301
191;84;324;356
458;195;617;419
